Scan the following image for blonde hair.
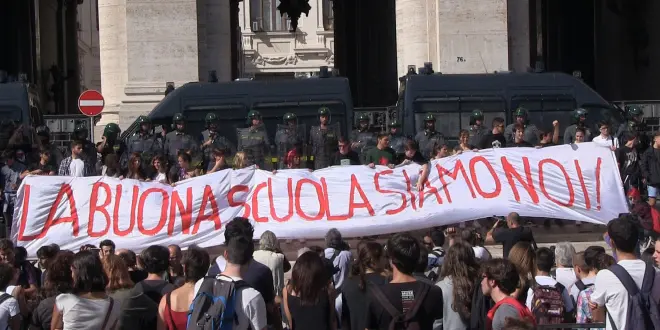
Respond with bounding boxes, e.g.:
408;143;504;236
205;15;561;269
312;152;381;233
508;241;536;289
233;152;247;169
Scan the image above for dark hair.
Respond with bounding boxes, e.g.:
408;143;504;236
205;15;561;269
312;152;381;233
583;246;606;269
289;251;328;305
416;245;429;273
182;246;211;283
573;252;591;273
72;251;108;294
224;217;254;243
386;233;420;275
37;245;59;261
118;250;137;268
99;239;115;251
212;148;225;158
377;133;388;141
460;228;478;246
40;251;75;299
325;228;343;250
575;127;586;135
535;247;554;273
441;241;479;321
481;258;519;295
0;263;13;290
177;151;192;163
513;123;525;133
607;215;639;253
595;253;615;270
491;117;505;127
623;131;638;142
351;241;384;291
459;129;469;138
404;139;419;152
0;240;14;253
430;229;445;247
226;236;254;266
14;246;27;264
337;136;349;144
598;120;610;129
70;140;84;149
39;147;51;157
141;245;170;274
1;149;15;160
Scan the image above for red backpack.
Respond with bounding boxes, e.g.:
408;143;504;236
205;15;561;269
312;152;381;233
486;297;536;330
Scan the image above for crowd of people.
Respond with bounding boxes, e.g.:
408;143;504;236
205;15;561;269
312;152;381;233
0;212;651;330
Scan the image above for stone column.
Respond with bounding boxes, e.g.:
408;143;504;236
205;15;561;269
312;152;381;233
395;0;429;78
97;0;126;125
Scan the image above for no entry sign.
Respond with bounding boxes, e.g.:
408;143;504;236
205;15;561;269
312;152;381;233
78;90;105;116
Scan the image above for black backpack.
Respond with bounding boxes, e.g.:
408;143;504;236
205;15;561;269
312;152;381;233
119;283;159;330
370;282;431;330
187;276;250;330
607;264;660;330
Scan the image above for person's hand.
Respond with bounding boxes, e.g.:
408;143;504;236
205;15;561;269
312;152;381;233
610;145;617;151
456;150;463;154
203;139;213;147
472;148;479;152
553;120;559;127
31;169;42;175
368;163;375;169
588;299;598;311
272;170;277;174
416;180;424;191
535;145;542;149
351;142;359;150
101;136;106;142
387;164;395;169
643;178;648;185
492;219;501;230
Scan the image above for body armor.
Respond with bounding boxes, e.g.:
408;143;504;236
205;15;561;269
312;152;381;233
201;130;236;172
164;131;199;163
237;125;270;168
563;124;592;144
310;123;340;170
275;124;306;169
415;130;445;159
125;132;163;171
468;126;489;147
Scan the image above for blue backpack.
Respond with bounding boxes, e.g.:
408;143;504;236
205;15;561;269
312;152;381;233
607;264;660;330
187;276;249;330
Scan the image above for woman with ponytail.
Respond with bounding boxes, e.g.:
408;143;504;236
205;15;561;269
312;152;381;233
340;241;387;330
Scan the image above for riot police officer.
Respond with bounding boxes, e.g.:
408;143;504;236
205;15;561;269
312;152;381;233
617;105;650;153
125;116;163;175
388;119;406;163
309;106;340;170
468;109;489;147
564;108;592;144
275;113;306;169
164;113;200;165
200;113;235;173
504;107;539;146
70;123;97;173
414;113;445;159
96;123;127;169
34;125;63;168
237;110;270;168
350;113;377;164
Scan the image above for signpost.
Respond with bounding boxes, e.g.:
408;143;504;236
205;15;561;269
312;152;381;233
78;90;105;116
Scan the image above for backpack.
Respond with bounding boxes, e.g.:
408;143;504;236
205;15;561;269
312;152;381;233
574;279;594;292
469;279;494;330
327;250;342;279
187;276;250;330
370;282;431;330
119;283;159;330
606;264;660;330
530;282;566;325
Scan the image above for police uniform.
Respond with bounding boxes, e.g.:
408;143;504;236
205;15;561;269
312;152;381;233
164;113;200;165
504;108;539;146
237;110;270;169
617;106;650;154
414;114;445;159
200;131;235;172
275;113;306;169
563;109;591;144
468;110;489;147
388;120;405;163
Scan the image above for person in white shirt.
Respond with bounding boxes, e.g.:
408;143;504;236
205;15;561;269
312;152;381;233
0;263;20;330
58;140;89;177
589;215;660;330
591;121;619;150
526;247;575;315
195;219;267;330
554;242;578;290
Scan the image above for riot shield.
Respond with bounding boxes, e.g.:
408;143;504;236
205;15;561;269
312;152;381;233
311;123;340;170
353;131;377;164
275;123;307;168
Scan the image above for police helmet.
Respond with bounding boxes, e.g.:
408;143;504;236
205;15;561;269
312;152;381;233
74;123;87;133
205;113;218;124
424;113;436;122
137;115;151;124
172;113;186;123
104;123;121;137
36;125;50;137
357;113;369;122
514;107;528;118
389;119;401;128
573;108;588;121
470;109;484;120
318;107;330;116
626;105;644;118
247;110;261;120
283;113;297;122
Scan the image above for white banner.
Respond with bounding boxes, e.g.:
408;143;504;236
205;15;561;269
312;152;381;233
12;143;627;256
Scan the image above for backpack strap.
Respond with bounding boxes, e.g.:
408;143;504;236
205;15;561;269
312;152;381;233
554;282;565;293
369;283;401;318
0;293;12;307
100;297;115;330
329;250;340;264
575;280;586;291
640;263;656;294
403;283;431;322
166;293;178;330
608;264;640;295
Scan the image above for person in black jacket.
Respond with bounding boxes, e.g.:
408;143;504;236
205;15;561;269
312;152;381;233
640;132;660;206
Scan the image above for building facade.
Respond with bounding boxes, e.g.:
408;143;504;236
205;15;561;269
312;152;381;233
77;0;101;93
239;0;335;79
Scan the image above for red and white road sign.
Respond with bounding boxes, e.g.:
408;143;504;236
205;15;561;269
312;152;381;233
78;90;105;116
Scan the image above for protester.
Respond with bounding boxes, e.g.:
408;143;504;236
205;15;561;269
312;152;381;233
461;228;491;262
510;124;533;147
553;242;578;289
51;251;121;329
233;151;248;169
334;136;361;166
151;155;169;183
253;231;290;299
641;132;660;206
365;233;443;330
435;241;479;330
13;246;39;297
283;251;336;330
207;148;230;173
480;258;535;330
117;249;148;284
506;241;535;304
589;215;660;329
485;212;535;259
30;251;74;330
0;263;20;330
423;229;445;277
525;247;574;324
36;245;59;285
478;117;506;149
133;245;175;304
341;241;387;330
572;248;608;329
21;148;55;177
324;229;352;291
592;121;619;150
365;133;396;168
99;239;116;258
102;153;121;177
616;132;640;192
57;140;91;177
414;247;436;285
166;245;184;287
433;144;451;159
456;129;476;152
158;245;210;330
124;152;146;180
